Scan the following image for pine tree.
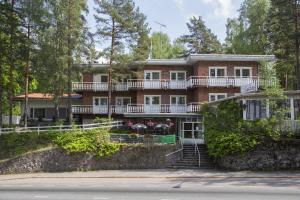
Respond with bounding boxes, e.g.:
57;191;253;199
225;0;270;54
267;0;300;89
19;0;46;127
180;16;223;54
94;0;149;119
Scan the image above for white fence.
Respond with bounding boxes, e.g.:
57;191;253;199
0;121;123;135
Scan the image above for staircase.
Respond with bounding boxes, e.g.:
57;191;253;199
170;144;215;169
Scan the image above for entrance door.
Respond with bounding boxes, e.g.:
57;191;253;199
93;97;108;114
170;96;186;113
144;96;160;113
181;122;204;144
144;71;161;89
170;71;186;89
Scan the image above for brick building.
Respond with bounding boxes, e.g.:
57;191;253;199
72;54;275;144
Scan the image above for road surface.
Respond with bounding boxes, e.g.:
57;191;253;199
0;171;299;200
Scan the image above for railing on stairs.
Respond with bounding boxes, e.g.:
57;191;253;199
165;138;184;157
193;137;201;168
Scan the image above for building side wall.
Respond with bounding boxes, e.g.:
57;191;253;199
194;61;259;77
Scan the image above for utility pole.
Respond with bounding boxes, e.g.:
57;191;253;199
154;21;166;59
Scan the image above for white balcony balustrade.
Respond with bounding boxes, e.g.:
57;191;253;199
72;82;108;91
187;103;202;113
187;76;259;87
127;79;186;89
111;105;128;114
72;105;93;114
126;104;201;114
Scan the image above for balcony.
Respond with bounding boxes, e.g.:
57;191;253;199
72;105;127;114
127;104;201;114
127;79;187;89
73;76;265;92
72;104;202;114
187;76;259;87
72;82;128;92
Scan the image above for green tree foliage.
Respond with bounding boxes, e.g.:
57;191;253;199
150;32;185;59
225;0;271;54
54;128;121;157
94;0;149;119
267;0;300;90
34;0;87;122
180;16;223;54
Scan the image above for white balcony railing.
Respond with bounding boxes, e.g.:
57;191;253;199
126;104;201;114
73;104;202;114
73;76;268;91
127;79;170;89
72;82;108;91
111;105;128;114
187;76;259;87
72;105;93;114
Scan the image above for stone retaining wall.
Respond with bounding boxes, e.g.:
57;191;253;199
217;140;300;170
0;144;178;174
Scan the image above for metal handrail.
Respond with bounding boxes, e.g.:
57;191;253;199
193;137;201;168
165;137;183;157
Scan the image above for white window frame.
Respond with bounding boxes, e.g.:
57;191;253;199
93;96;108;106
144;70;161;80
209;93;227;102
115;97;132;106
209;66;227;77
144;95;161;105
93;74;109;83
234;67;252;78
170;71;186;81
170;95;187;105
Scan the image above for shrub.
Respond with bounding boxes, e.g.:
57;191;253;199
54;128;121;157
0;131;58;160
202;100;287;158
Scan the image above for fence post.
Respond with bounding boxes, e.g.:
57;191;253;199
38;126;40;135
59;125;62;133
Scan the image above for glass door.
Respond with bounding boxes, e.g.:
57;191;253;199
170;71;186;89
170;96;186;113
144;96;160;113
115;97;131;113
181;122;204;144
93;97;108;114
144;71;161;89
234;67;252;86
209;67;226;86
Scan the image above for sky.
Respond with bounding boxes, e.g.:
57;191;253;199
86;0;243;44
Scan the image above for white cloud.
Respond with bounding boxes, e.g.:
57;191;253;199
173;0;184;11
202;0;235;18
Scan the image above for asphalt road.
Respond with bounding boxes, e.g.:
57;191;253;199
0;176;300;200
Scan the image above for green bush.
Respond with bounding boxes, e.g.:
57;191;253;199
54;128;121;157
0;131;58;160
202;100;286;158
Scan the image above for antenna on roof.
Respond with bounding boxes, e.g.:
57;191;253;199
148;38;153;60
154;21;167;59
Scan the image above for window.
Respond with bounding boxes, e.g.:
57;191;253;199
209;67;226;77
33;108;45;119
93;74;108;82
144;71;161;80
170;71;186;81
116;97;131;106
58;108;67;119
209;93;227;102
93;97;108;106
170;96;186;105
145;96;160;105
246;100;267;120
234;67;252;78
